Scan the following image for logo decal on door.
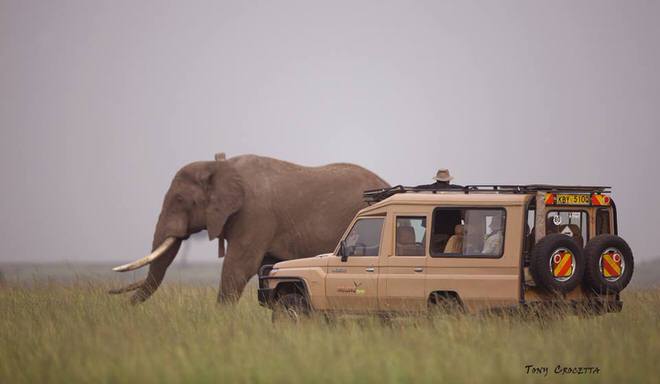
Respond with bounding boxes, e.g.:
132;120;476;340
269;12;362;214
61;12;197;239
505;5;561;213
337;281;365;295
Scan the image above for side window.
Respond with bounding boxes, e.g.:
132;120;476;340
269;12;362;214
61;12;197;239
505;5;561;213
547;211;588;246
430;208;506;257
395;216;427;256
465;210;506;256
343;217;384;257
430;209;462;255
596;209;611;235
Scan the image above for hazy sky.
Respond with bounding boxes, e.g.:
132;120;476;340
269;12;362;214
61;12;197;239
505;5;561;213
1;0;659;264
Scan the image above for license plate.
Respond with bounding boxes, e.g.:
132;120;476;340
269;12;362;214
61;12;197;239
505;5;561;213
555;193;590;205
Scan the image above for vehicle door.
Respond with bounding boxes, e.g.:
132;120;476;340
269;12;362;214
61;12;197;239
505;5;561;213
325;216;384;312
426;207;520;312
379;214;429;312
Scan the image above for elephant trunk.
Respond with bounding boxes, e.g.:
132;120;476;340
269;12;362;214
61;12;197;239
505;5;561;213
128;238;182;304
110;216;187;303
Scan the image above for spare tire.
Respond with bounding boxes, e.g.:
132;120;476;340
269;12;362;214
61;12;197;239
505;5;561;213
530;234;585;294
583;235;634;294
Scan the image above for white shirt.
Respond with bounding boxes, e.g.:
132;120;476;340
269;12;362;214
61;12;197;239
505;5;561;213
482;231;503;255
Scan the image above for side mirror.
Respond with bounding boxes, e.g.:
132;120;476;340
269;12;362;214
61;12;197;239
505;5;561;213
339;240;349;262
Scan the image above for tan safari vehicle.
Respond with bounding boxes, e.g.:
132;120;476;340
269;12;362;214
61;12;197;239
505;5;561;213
258;185;634;320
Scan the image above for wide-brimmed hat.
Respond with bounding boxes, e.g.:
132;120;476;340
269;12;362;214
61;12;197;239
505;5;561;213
433;168;454;182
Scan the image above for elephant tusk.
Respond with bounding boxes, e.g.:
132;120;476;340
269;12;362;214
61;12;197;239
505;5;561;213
112;237;177;272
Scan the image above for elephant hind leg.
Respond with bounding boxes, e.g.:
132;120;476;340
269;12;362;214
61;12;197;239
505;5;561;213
218;243;267;304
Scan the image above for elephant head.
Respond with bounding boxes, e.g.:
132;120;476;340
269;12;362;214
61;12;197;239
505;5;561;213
111;154;244;303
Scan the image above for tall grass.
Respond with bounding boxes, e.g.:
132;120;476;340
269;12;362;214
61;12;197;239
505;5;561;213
1;282;658;383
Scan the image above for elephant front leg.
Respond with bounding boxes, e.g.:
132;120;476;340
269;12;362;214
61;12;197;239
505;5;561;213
217;241;266;303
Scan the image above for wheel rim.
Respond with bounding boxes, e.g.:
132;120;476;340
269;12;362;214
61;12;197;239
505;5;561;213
549;247;576;282
599;247;625;282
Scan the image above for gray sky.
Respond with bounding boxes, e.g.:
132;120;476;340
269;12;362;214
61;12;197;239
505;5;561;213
1;0;659;264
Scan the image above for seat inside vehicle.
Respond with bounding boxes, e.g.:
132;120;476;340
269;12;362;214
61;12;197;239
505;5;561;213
397;226;424;255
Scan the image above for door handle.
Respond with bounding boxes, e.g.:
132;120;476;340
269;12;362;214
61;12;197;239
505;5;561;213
365;267;375;272
414;267;424;273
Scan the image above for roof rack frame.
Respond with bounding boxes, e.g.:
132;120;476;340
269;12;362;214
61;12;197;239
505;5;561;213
363;184;611;204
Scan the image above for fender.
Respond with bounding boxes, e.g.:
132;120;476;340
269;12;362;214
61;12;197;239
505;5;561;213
257;265;312;307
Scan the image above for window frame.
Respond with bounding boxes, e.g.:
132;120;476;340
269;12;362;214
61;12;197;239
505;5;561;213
430;206;507;259
546;209;590;245
394;215;428;257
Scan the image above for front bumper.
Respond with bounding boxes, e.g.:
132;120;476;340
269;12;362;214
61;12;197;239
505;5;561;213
258;287;275;307
257;264;275;307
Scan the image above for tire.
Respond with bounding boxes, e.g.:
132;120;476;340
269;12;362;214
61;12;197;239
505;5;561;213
428;292;464;316
583;235;634;294
530;234;585;294
272;293;310;322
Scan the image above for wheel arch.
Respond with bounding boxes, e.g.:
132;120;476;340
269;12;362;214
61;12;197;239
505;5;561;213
272;278;312;304
427;290;465;309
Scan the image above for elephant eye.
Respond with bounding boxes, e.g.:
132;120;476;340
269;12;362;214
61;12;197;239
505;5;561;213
175;194;184;202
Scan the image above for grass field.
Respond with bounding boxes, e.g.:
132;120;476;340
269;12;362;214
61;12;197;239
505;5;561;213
1;280;659;384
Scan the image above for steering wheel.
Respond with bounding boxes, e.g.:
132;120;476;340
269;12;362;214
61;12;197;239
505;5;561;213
354;242;367;256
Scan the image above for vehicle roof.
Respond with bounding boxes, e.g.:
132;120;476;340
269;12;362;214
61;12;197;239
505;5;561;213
360;191;531;214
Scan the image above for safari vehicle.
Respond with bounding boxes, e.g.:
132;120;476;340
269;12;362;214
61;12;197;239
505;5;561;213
258;185;634;319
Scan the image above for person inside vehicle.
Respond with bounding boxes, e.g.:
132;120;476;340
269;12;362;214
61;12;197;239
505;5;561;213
443;224;464;253
546;216;559;234
482;217;504;255
559;223;584;246
345;227;362;255
415;169;463;190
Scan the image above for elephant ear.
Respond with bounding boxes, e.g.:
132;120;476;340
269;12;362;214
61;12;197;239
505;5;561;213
206;161;245;241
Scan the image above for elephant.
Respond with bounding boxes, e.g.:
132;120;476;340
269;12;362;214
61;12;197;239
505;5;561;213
110;153;389;304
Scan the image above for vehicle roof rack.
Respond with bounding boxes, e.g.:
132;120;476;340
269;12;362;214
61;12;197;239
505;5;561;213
363;184;611;203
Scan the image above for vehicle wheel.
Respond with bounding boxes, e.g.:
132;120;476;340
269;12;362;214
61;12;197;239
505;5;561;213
272;293;310;322
375;313;394;326
583;235;634;294
530;234;585;294
428;292;464;316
